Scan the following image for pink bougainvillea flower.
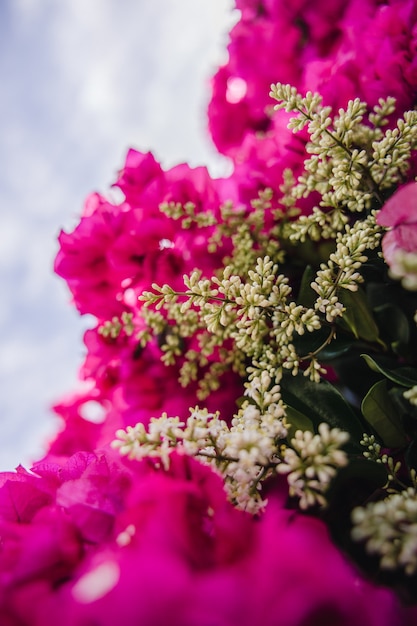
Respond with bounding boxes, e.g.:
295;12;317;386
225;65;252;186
48;389;115;458
55;149;232;321
208;11;302;156
377;182;417;248
302;0;417;114
54;195;126;318
1;454;415;626
377;182;417;289
185;496;417;626
112;149;166;212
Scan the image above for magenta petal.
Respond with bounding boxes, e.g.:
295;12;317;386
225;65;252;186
377;183;417;227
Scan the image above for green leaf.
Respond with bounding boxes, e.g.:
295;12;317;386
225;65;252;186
292;328;353;361
297;265;316;308
373;303;410;352
325;458;388;532
361;379;408;448
284;405;314;440
318;336;354;361
281;373;364;446
327;458;388;503
332;352;382;399
405;438;417;472
338;287;380;343
361;354;417;388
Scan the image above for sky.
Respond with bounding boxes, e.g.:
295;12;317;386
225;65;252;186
0;0;236;470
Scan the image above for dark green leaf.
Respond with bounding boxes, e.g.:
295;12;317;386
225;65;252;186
284;405;314;439
327;458;388;503
373;303;410;352
361;379;408;448
281;373;364;446
332;352;382;399
325;458;388;541
405;438;417;472
297;265;316;308
338;287;380;343
292;327;354;361
317;336;354;360
361;354;417;388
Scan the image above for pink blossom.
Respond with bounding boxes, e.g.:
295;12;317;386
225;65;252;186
207;0;354;158
209;0;417;210
186;497;412;626
208;12;302;156
377;183;417;251
54;195;126;317
228;110;316;213
112;149;166;213
377;182;417;288
302;0;417;114
0;455;415;625
55;150;231;320
48;391;114;458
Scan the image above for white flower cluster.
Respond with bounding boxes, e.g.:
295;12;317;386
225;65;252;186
138;90;417;401
141;255;322;397
360;433;403;489
351;488;417;575
360;433;382;462
277;423;349;509
159;200;217;229
388;249;417;291
113;387;351;513
108;88;417;528
270;84;417;220
113;373;288;513
98;312;135;339
312;214;382;322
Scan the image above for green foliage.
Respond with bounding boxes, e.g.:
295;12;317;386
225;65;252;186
338;287;380;343
280;373;364;446
361;354;417;388
361;380;408;448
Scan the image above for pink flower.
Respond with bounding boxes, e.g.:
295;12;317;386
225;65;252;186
112;149;166;212
55;150;232;320
0;450;416;625
48;391;114;458
302;0;417;114
54;195;126;317
228;110;317;213
0;452;249;625
377;182;417;289
186;497;412;626
208;11;302;156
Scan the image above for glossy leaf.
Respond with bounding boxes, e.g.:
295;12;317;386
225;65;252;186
285;405;314;439
327;457;388;503
405;439;417;472
326;458;388;538
281;373;364;446
361;379;408;448
373;303;410;352
297;265;316;308
338;287;380;343
361;354;417;388
292;328;353;361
